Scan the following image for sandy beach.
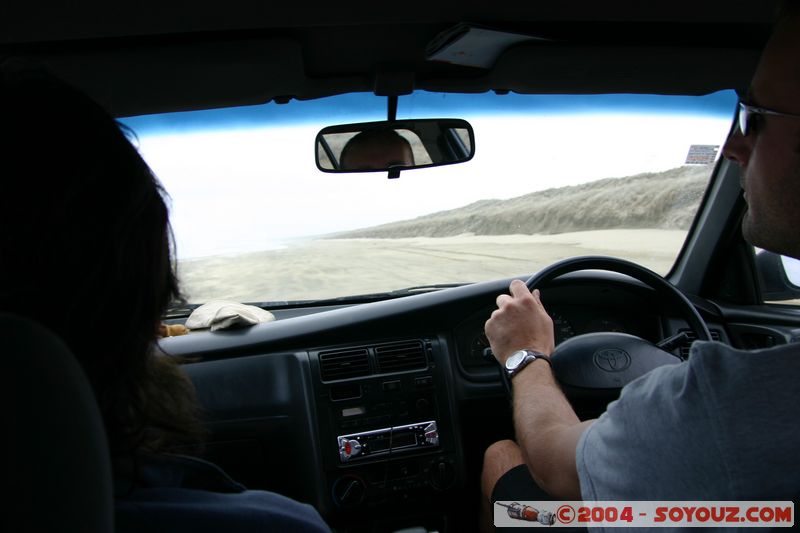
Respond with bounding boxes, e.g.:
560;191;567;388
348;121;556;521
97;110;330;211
177;229;687;303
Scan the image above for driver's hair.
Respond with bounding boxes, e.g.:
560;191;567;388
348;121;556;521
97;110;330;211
0;64;205;458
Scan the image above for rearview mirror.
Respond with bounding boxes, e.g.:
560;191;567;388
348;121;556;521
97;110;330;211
315;119;474;176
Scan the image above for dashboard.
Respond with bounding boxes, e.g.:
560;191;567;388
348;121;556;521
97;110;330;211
163;271;723;532
454;280;664;378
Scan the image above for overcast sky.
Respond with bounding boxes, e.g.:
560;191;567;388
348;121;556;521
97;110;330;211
125;93;737;259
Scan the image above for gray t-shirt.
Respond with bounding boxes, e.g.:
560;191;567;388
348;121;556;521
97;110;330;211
577;340;800;502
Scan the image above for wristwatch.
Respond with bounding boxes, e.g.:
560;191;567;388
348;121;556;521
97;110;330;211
504;349;552;378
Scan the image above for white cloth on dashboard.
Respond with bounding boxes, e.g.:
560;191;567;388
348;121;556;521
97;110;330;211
185;300;275;331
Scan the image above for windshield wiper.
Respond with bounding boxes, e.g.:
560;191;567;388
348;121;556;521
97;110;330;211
252;283;469;308
386;283;466;296
163;283;469;317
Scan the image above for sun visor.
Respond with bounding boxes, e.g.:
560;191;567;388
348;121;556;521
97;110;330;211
486;43;760;95
17;39;311;116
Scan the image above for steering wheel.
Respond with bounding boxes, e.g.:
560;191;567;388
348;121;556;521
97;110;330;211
501;256;711;394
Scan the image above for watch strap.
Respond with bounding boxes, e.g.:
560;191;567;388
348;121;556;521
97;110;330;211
506;349;551;378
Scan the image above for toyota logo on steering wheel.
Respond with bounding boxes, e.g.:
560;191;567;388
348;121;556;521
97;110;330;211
593;348;632;372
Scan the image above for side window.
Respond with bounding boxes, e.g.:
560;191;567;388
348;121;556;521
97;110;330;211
754;248;800;305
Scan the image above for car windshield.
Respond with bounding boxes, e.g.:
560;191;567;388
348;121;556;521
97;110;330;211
121;90;738;305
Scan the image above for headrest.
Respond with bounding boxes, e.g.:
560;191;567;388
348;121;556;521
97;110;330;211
3;313;113;532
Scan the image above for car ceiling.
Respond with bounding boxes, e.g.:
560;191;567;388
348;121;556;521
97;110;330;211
0;1;778;117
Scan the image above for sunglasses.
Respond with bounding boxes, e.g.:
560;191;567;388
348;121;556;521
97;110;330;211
738;101;800;137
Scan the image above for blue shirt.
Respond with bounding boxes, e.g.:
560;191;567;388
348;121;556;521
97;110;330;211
115;453;331;533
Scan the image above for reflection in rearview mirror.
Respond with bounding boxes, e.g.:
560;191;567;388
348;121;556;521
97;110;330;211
316;118;474;175
341;129;418;170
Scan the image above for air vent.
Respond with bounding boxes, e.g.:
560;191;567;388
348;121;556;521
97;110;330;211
678;328;721;359
375;340;427;373
319;347;370;381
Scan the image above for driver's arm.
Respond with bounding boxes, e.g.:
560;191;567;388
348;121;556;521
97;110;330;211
485;279;596;499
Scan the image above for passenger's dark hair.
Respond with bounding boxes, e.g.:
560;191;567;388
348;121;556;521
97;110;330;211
0;64;205;458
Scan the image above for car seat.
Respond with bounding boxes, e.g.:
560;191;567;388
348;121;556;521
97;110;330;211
3;313;114;532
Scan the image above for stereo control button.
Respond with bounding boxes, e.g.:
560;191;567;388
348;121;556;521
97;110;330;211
339;438;362;462
424;421;439;446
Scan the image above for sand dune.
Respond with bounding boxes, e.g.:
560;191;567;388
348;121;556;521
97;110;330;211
332;165;711;239
178;164;714;303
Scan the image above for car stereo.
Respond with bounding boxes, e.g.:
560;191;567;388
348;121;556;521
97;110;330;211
337;420;439;462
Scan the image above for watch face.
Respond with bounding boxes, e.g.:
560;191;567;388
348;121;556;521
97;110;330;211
505;350;525;370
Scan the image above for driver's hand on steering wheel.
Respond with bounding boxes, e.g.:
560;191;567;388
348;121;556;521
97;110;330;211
485;279;555;365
